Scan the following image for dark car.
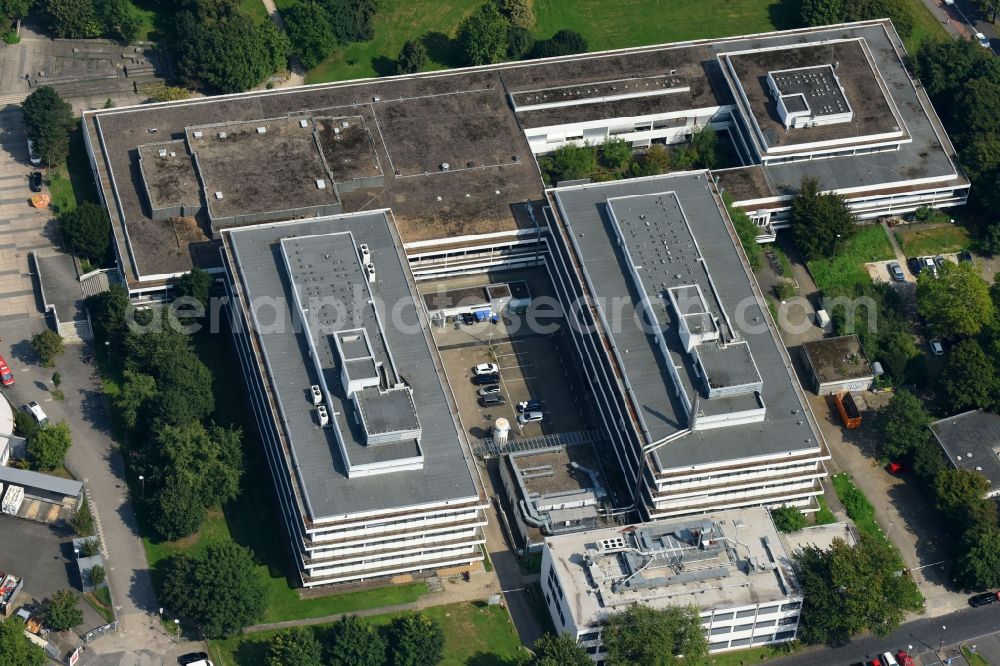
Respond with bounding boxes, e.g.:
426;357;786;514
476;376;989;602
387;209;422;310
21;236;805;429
516;399;542;413
969;591;1000;607
28;171;42;192
907;257;921;275
933;255;946;270
959;250;974;263
472;373;500;385
460;313;476;325
479;394;505;407
178;653;210;665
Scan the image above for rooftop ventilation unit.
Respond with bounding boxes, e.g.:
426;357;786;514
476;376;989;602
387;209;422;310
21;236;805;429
341;120;350;128
310;384;322;405
316;179;326;190
299;119;309;128
147;128;157;134
193;131;203;138
169;151;176;157
256;126;267;134
214;191;224;200
440;162;450;171
218;131;227;139
333;127;340;135
158;149;168;157
366;263;376;283
358;243;370;264
372;96;380;102
317;404;329;427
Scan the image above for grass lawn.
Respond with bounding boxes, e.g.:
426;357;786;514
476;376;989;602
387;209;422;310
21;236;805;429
831;472;883;541
962;646;990;666
895;224;971;257
239;0;270;24
141;329;428;624
47;125;101;215
814;494;837;525
209;602;525;666
699;642;800;665
902;0;951;53
808;224;896;293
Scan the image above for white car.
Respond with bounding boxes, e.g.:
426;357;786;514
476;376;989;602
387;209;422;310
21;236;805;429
975;32;991;48
929;339;944;356
517;410;543;425
472;363;499;376
22;401;48;426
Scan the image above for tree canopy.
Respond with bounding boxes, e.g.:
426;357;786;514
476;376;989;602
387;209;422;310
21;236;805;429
876;389;932;459
539;143;597;185
174;0;289;93
21;86;74;166
322;0;376;43
0;0;35;22
327;615;387;666
162;542;266;638
771;505;808;532
917;262;994;339
795;534;921;645
0;616;46;666
955;526;1000;590
497;0;533;29
44;0;99;38
59;201;111;260
533;29;588;58
388;613;445;666
27;422;72;470
601;604;708;666
95;0;142;43
936;339;999;413
529;632;592;666
934;468;997;530
265;626;323;666
174;267;212;308
791;178;857;261
457;3;509;66
283;1;336;70
395;39;428;74
44;590;83;631
31;329;64;367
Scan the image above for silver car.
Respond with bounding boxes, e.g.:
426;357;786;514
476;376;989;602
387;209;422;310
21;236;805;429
518;410;543;425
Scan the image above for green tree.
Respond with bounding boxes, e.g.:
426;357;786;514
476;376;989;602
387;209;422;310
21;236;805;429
955;526;1000;590
771;505;808;532
395;39;428;74
844;0;913;37
44;590;83;631
725;197;763;272
149;350;216;426
283;1;336;70
115;369;157;430
152;472;205;540
913;38;996;102
917;262;994;339
174;267;212;308
638;144;671;176
0;615;46;666
791;177;857;261
71;497;94;536
934;467;997;530
529;633;591;666
327;615;386;666
158;422;244;507
800;0;844;25
600;138;633;173
44;0;99;37
174;4;289;93
0;0;35;22
689;127;717;169
497;0;533;29
161;542;266;638
89;564;106;586
31;329;64;367
796;534;921;645
389;613;445;666
506;25;534;59
95;0;141;43
937;339;999;413
457;3;509;66
86;284;129;347
875;389;932;459
912;437;946;484
21;86;74;166
148;86;191;102
265;626;323;666
540;143;597;185
27;422;72;470
321;0;376;43
59;201;111;260
602;604;707;666
533;29;588;58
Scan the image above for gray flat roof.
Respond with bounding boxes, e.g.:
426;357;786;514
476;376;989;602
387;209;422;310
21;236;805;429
801;335;872;384
0;466;83;498
226;211;478;519
552;173;821;471
314;116;382;183
35;253;84;322
137;140;201;211
770;66;848;118
930;410;1000;492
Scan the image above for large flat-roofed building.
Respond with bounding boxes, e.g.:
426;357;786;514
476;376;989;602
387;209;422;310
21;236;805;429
929;410;1000;499
541;508;803;658
221;210;488;586
82;20;965;296
546;172;829;518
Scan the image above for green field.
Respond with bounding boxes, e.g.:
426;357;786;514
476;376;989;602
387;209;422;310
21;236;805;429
808;224;896;293
831;472;883;540
209;602;525;666
300;0;946;84
895;224;971;257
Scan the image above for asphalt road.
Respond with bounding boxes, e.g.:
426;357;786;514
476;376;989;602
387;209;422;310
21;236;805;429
771;604;1000;665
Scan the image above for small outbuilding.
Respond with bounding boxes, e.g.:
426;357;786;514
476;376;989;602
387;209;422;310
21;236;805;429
929;410;1000;499
801;335;874;395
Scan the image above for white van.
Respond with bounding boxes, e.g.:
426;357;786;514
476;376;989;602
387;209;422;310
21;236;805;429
22;401;48;426
26;138;41;166
879;652;899;666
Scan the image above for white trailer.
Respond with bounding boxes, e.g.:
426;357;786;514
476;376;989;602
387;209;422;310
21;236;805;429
2;484;24;515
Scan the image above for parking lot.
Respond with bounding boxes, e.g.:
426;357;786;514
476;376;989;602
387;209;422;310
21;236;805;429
0;515;105;631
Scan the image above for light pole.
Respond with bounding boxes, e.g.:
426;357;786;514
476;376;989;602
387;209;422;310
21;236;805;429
938;624;946;655
104;340;110;367
138;475;145;499
173;618;180;642
832;233;843;260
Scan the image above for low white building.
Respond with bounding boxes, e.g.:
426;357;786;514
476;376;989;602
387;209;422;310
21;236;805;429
541;507;803;660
